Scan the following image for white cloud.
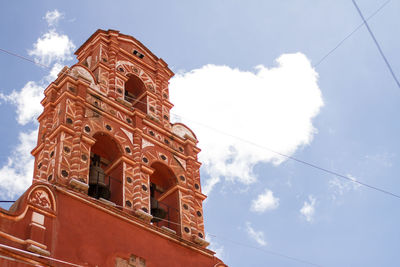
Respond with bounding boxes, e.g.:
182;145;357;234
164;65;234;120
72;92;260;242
0;10;74;200
245;222;267;246
300;195;316;222
329;174;361;199
44;10;63;27
206;234;225;260
30;9;74;66
251;189;279;213
0;81;44;125
0;81;43;198
0;130;37;199
45;62;64;82
170;53;323;195
203;176;221;197
28;30;75;66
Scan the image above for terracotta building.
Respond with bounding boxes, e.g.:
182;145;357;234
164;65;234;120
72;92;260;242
0;29;226;267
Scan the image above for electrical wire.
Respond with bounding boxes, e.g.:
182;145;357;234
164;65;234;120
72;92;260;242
172;112;400;199
0;48;49;69
0;202;323;267
88;85;400;200
313;0;391;67
0;13;395;267
0;198;323;266
352;0;400;88
1;29;400;200
207;233;323;267
0;1;390;71
108;203;323;267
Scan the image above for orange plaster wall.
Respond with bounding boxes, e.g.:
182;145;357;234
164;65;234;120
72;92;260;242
52;191;221;267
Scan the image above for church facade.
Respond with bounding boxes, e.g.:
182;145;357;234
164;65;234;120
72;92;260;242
0;29;226;267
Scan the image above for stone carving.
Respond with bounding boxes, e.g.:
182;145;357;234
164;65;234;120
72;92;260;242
121;128;133;144
29;189;52;210
141;138;153;149
173;155;187;170
115;254;146;267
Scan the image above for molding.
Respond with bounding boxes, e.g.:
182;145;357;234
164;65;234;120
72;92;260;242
191;235;210;248
141;164;154;175
162;99;174;109
161;226;176;235
104;155;135;174
48;125;76;140
31;143;44;157
133;209;153;223
81;134;96;146
26;244;50;256
158;185;189;202
0;231;47;250
99;198;116;207
68;178;89;193
195;192;207;201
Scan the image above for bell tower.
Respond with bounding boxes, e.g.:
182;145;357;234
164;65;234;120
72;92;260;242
31;29;207;243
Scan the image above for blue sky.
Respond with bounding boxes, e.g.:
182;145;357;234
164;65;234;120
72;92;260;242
1;1;400;266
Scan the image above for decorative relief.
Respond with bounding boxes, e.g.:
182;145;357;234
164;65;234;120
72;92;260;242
85;95;130;123
173;155;187;170
69;66;100;91
100;46;108;63
115;254;146;267
143;126;182;152
28;189;52;210
121;128;133;144
141;138;153;149
70;66;94;83
115;60;156;89
172;124;196;140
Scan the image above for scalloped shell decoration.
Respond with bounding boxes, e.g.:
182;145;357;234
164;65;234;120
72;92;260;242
70;66;100;91
172;124;196;140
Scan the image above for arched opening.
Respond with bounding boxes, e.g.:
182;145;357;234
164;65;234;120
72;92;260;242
124;75;147;113
149;162;180;234
88;133;123;205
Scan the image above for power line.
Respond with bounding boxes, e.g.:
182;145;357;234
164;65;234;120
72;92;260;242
172;113;400;200
314;0;391;67
208;233;323;267
1;36;400;200
352;0;400;88
109;203;323;267
0;48;49;69
0;16;392;267
0;199;323;267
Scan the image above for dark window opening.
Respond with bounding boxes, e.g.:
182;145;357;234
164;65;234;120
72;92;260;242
88;133;123;205
133;50;145;59
149;162;180;235
124;75;147;113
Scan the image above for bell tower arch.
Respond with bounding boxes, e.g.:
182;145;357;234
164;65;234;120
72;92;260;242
88;132;124;205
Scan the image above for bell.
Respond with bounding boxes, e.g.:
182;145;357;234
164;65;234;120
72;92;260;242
150;197;167;222
88;157;110;200
89;165;106;186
